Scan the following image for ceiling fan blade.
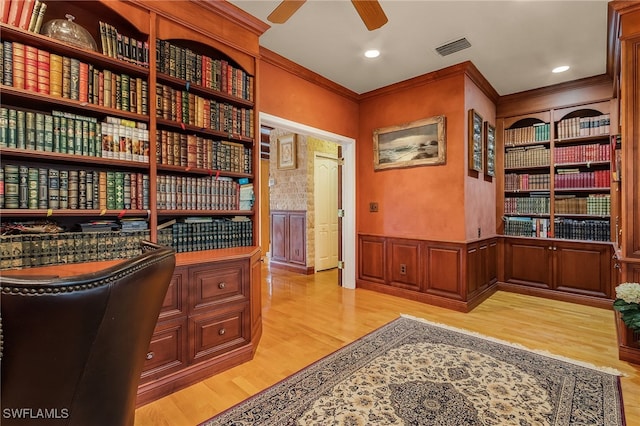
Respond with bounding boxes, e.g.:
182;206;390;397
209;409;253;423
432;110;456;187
351;0;388;31
267;0;306;24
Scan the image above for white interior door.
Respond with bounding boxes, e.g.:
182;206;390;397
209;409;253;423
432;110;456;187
315;155;338;271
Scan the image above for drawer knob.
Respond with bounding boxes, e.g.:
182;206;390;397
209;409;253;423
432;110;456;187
146;351;154;360
218;282;226;289
218;328;226;336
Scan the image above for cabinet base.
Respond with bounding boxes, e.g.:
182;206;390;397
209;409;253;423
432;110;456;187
269;260;314;275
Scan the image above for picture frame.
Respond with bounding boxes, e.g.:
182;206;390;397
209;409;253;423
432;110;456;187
468;109;484;173
484;121;496;177
277;133;297;170
373;115;446;171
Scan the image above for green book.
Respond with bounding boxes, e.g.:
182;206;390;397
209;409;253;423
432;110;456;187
48;168;59;209
0;107;7;147
6;108;16;148
114;171;124;209
18;166;28;209
106;171;116;210
88;120;96;156
37;168;48;209
95;122;102;157
44;114;53;152
74;118;83;155
59;116;68;154
35;112;45;151
27;167;38;209
25;111;36;150
81;119;89;156
66;117;75;154
59;170;68;209
52;115;61;152
4;164;19;209
16;110;25;149
0;166;3;208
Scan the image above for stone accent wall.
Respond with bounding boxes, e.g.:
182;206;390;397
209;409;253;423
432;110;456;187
269;129;338;269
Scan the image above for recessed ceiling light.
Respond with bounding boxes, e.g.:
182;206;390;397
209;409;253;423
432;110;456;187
364;49;380;58
552;65;570;73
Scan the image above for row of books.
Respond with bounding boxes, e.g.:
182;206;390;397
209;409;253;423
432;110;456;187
505;173;550;191
0;229;151;270
155;39;254;102
555;194;611;216
98;21;149;67
505;145;550;169
505;123;550;146
156;129;252;173
1;41;148;114
1;0;47;33
554;169;610;189
0;108;150;162
504;217;550;238
156;175;244;211
2;165;150;210
554;144;610;164
156;84;254;139
554;218;610;242
157;217;253;253
504;196;550;215
557;114;610;139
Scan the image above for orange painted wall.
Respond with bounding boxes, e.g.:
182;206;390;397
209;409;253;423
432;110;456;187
464;75;497;240
358;72;468;242
258;60;359;139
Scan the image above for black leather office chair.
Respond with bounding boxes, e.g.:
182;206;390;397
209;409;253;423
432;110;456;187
0;241;176;426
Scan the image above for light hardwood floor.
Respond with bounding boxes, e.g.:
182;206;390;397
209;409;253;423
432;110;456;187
135;264;640;425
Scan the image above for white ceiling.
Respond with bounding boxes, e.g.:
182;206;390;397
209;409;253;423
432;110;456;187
228;0;610;96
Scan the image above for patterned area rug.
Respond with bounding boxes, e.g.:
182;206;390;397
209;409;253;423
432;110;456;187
200;315;625;426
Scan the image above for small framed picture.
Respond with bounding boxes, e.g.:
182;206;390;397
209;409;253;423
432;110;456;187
484;122;496;177
277;133;297;170
468;109;484;173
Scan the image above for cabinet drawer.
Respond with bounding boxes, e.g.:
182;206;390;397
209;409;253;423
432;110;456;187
190;260;248;312
189;303;250;364
140;317;188;383
159;267;187;320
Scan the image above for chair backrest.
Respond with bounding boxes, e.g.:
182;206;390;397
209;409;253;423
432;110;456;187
0;241;176;426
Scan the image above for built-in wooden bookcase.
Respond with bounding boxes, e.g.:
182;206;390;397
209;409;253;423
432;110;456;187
501;101;614;243
0;0;265;404
0;0;260;268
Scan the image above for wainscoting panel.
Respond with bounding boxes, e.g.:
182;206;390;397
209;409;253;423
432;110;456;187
358;235;386;283
357;234;498;312
387;239;421;291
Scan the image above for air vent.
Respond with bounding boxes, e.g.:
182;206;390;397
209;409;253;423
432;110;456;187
435;38;471;56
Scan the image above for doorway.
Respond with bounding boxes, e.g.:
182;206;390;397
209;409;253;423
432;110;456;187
314;154;339;271
259;113;356;289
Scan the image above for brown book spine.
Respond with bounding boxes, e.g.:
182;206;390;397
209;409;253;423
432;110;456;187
12;42;25;90
49;53;63;97
103;69;112;108
37;48;49;94
187;134;197;168
98;170;107;210
23;45;38;92
98;71;104;106
62;56;71;98
1;0;11;24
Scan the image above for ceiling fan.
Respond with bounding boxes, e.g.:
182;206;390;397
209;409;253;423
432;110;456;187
267;0;388;31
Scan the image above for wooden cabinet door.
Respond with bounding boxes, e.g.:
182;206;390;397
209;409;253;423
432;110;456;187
270;212;288;262
554;241;612;298
141;317;188;383
503;238;553;289
288;213;306;265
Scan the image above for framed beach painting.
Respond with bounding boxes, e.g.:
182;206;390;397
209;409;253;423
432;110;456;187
373;115;446;171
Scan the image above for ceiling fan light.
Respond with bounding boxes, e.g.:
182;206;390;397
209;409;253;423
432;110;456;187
365;49;380;58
